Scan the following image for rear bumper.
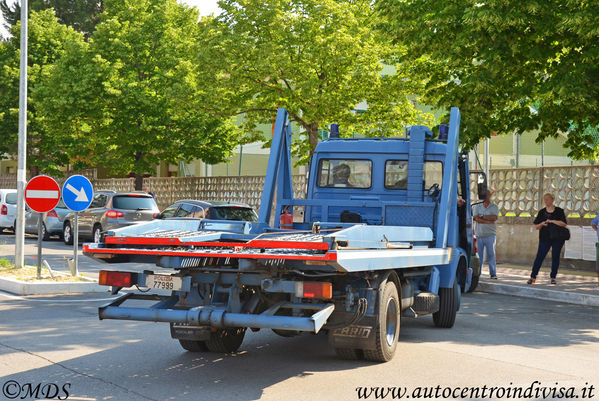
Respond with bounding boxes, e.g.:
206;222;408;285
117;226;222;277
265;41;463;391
0;214;14;228
100;292;335;333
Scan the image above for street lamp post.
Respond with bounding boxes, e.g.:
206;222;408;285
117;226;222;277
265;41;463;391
15;0;28;269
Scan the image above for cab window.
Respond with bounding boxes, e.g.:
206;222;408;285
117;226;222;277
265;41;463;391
318;159;372;189
385;160;443;190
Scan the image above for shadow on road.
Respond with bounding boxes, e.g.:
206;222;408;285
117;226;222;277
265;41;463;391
1;292;598;400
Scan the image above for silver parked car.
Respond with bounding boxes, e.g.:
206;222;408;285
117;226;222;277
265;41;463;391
0;189;17;233
158;199;258;221
63;192;159;245
25;199;71;240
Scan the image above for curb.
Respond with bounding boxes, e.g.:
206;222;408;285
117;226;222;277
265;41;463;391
478;282;599;307
0;276;106;295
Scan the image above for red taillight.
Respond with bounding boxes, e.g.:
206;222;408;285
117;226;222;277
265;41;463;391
295;282;332;299
47;209;58;218
1;205;6;215
99;270;132;287
106;210;124;218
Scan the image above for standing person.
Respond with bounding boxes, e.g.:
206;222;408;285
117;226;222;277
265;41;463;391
142;185;155;198
473;190;499;279
527;193;568;285
591;215;599;284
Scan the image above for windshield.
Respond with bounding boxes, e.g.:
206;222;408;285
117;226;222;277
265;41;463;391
112;195;157;210
5;193;17;204
208;207;258;222
318;159;372;189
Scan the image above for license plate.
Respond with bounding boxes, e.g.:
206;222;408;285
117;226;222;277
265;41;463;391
145;274;182;291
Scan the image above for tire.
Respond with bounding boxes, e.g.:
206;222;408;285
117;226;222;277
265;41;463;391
456;258;467;293
41;223;50;241
178;339;208;352
468;273;480;293
63;222;73;245
93;225;103;243
205;328;246;353
433;280;459;328
335;348;363;360
362;281;400;362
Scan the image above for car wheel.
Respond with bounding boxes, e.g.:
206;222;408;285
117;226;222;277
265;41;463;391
41;223;50;241
93;225;103;243
63;222;73;245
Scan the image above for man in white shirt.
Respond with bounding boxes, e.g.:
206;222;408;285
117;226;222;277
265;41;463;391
473;190;499;279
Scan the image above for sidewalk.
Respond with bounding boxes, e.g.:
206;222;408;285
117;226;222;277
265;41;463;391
477;264;599;307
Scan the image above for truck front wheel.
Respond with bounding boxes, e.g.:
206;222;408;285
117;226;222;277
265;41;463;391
433;280;459;328
363;281;400;362
205;328;246;353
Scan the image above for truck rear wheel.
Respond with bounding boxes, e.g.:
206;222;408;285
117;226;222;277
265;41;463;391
334;348;363;360
205;328;246;353
178;339;208;352
363;281;400;362
433;280;459;328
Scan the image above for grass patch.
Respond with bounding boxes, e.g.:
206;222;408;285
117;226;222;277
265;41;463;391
0;258;89;283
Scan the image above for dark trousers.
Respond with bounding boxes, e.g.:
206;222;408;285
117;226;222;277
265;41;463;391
531;240;565;279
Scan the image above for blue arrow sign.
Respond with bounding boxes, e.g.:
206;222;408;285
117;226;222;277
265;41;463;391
62;175;94;212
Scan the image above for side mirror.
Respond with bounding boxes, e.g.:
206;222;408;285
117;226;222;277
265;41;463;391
153;213;162;219
471;171;488;201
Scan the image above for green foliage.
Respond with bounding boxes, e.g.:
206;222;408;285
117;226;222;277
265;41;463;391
378;0;599;160
0;9;84;174
1;0;102;36
204;0;434;164
35;0;242;183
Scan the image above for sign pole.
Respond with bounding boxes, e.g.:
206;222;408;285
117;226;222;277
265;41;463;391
74;212;79;276
36;212;42;278
15;0;28;269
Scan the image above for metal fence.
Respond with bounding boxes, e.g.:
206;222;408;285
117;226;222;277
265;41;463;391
1;165;598;217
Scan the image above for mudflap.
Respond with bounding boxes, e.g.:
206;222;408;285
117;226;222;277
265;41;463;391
170;323;211;341
327;312;378;351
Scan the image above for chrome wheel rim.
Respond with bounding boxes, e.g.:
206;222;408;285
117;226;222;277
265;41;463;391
64;225;71;242
94;228;101;243
385;297;398;347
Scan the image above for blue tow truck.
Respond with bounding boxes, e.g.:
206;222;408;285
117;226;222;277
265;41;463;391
84;107;485;362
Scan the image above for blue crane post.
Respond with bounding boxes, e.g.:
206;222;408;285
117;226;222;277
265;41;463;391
62;175;94;275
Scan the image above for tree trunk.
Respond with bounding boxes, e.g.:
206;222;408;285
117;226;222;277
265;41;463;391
134;173;143;191
308;122;319;156
133;151;145;191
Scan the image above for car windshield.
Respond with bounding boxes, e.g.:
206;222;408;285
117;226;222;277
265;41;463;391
208;207;258;222
112;195;156;210
5;193;17;204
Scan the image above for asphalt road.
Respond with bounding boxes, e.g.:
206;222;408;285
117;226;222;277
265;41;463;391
0;290;598;401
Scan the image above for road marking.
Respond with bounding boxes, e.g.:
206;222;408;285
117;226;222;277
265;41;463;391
0;290;122;302
26;189;59;199
66;183;89;202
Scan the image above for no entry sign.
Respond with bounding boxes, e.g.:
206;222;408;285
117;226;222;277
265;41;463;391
25;175;61;213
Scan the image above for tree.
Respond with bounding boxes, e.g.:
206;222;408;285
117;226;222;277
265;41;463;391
36;0;243;188
377;0;599;159
0;9;84;174
203;0;435;164
1;0;103;37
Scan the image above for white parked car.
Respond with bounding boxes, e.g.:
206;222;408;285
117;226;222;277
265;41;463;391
0;189;17;233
